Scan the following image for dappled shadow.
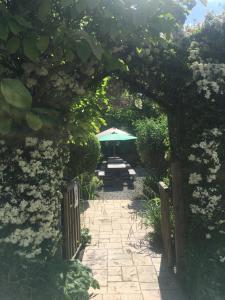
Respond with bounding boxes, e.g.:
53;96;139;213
102;183;124;192
127;200;187;300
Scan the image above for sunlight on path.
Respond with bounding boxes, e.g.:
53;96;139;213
81;200;186;300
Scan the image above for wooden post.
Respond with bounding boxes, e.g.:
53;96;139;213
62;181;81;260
159;181;173;268
171;160;185;275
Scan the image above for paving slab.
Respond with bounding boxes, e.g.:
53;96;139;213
82;199;186;300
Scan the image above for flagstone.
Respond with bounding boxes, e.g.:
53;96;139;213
83;199;186;300
107;266;121;276
93;269;108;287
108;281;140;294
121;294;143;300
137;266;158;283
122;266;138;282
108;275;122;282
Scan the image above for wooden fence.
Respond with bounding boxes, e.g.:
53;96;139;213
159;181;173;268
62;180;81;260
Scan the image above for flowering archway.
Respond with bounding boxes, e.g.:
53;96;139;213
0;1;224;299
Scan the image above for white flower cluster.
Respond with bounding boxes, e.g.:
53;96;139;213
188;42;225;102
0;137;69;260
22;63;48;88
50;71;85;95
188;128;224;250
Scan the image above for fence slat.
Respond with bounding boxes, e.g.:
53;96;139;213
62;181;81;259
159;181;173;268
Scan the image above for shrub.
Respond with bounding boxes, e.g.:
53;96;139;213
0;252;99;300
67;134;101;179
143;196;161;238
81;228;92;247
79;174;102;200
142;175;173;248
143;174;161;199
135;116;168;176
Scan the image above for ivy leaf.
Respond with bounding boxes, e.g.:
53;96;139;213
8;19;22;35
36;36;49;53
37;0;51;21
26;112;43;131
0;116;12;135
0;20;9;41
1;79;32;109
23;38;40;62
6;36;20;54
76;40;91;63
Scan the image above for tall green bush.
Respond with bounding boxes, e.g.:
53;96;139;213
135;116;168;176
67;134;101;179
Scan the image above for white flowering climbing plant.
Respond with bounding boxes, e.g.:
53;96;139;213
0;137;69;259
188;129;224;242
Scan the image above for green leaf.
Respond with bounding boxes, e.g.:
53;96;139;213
23;38;40;62
36;36;49;53
8;19;22;35
26;112;43;131
1;79;32;109
65;49;75;62
14;15;32;28
0;20;9;41
6;36;20;54
37;0;51;21
76;40;91;63
0;116;12;135
78;30;103;60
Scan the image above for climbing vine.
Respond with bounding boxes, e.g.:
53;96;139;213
0;137;69;259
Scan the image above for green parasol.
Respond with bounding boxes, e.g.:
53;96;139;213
96;128;137;156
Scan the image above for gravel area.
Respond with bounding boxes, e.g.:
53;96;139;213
96;167;147;200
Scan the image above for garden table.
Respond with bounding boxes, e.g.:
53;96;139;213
107;163;126;169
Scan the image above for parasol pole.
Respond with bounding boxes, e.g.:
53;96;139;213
113;141;116;157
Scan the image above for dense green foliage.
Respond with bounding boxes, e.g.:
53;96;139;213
67;134;101;179
143;196;162;245
1;0;225;299
0;253;99;300
135;116;168;175
102;91;162;165
79;174;102;201
0;0;191;138
142;174;174;251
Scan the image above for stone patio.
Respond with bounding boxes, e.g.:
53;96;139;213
81;199;186;300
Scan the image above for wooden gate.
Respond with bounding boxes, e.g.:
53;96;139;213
62;180;81;259
159;161;186;274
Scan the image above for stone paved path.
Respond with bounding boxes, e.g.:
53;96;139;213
81;199;186;300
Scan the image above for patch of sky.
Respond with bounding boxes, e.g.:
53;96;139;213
186;0;225;24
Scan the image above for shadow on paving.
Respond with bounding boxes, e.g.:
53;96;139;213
128;199;187;300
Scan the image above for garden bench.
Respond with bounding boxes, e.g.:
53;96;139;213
128;168;136;181
98;170;105;177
